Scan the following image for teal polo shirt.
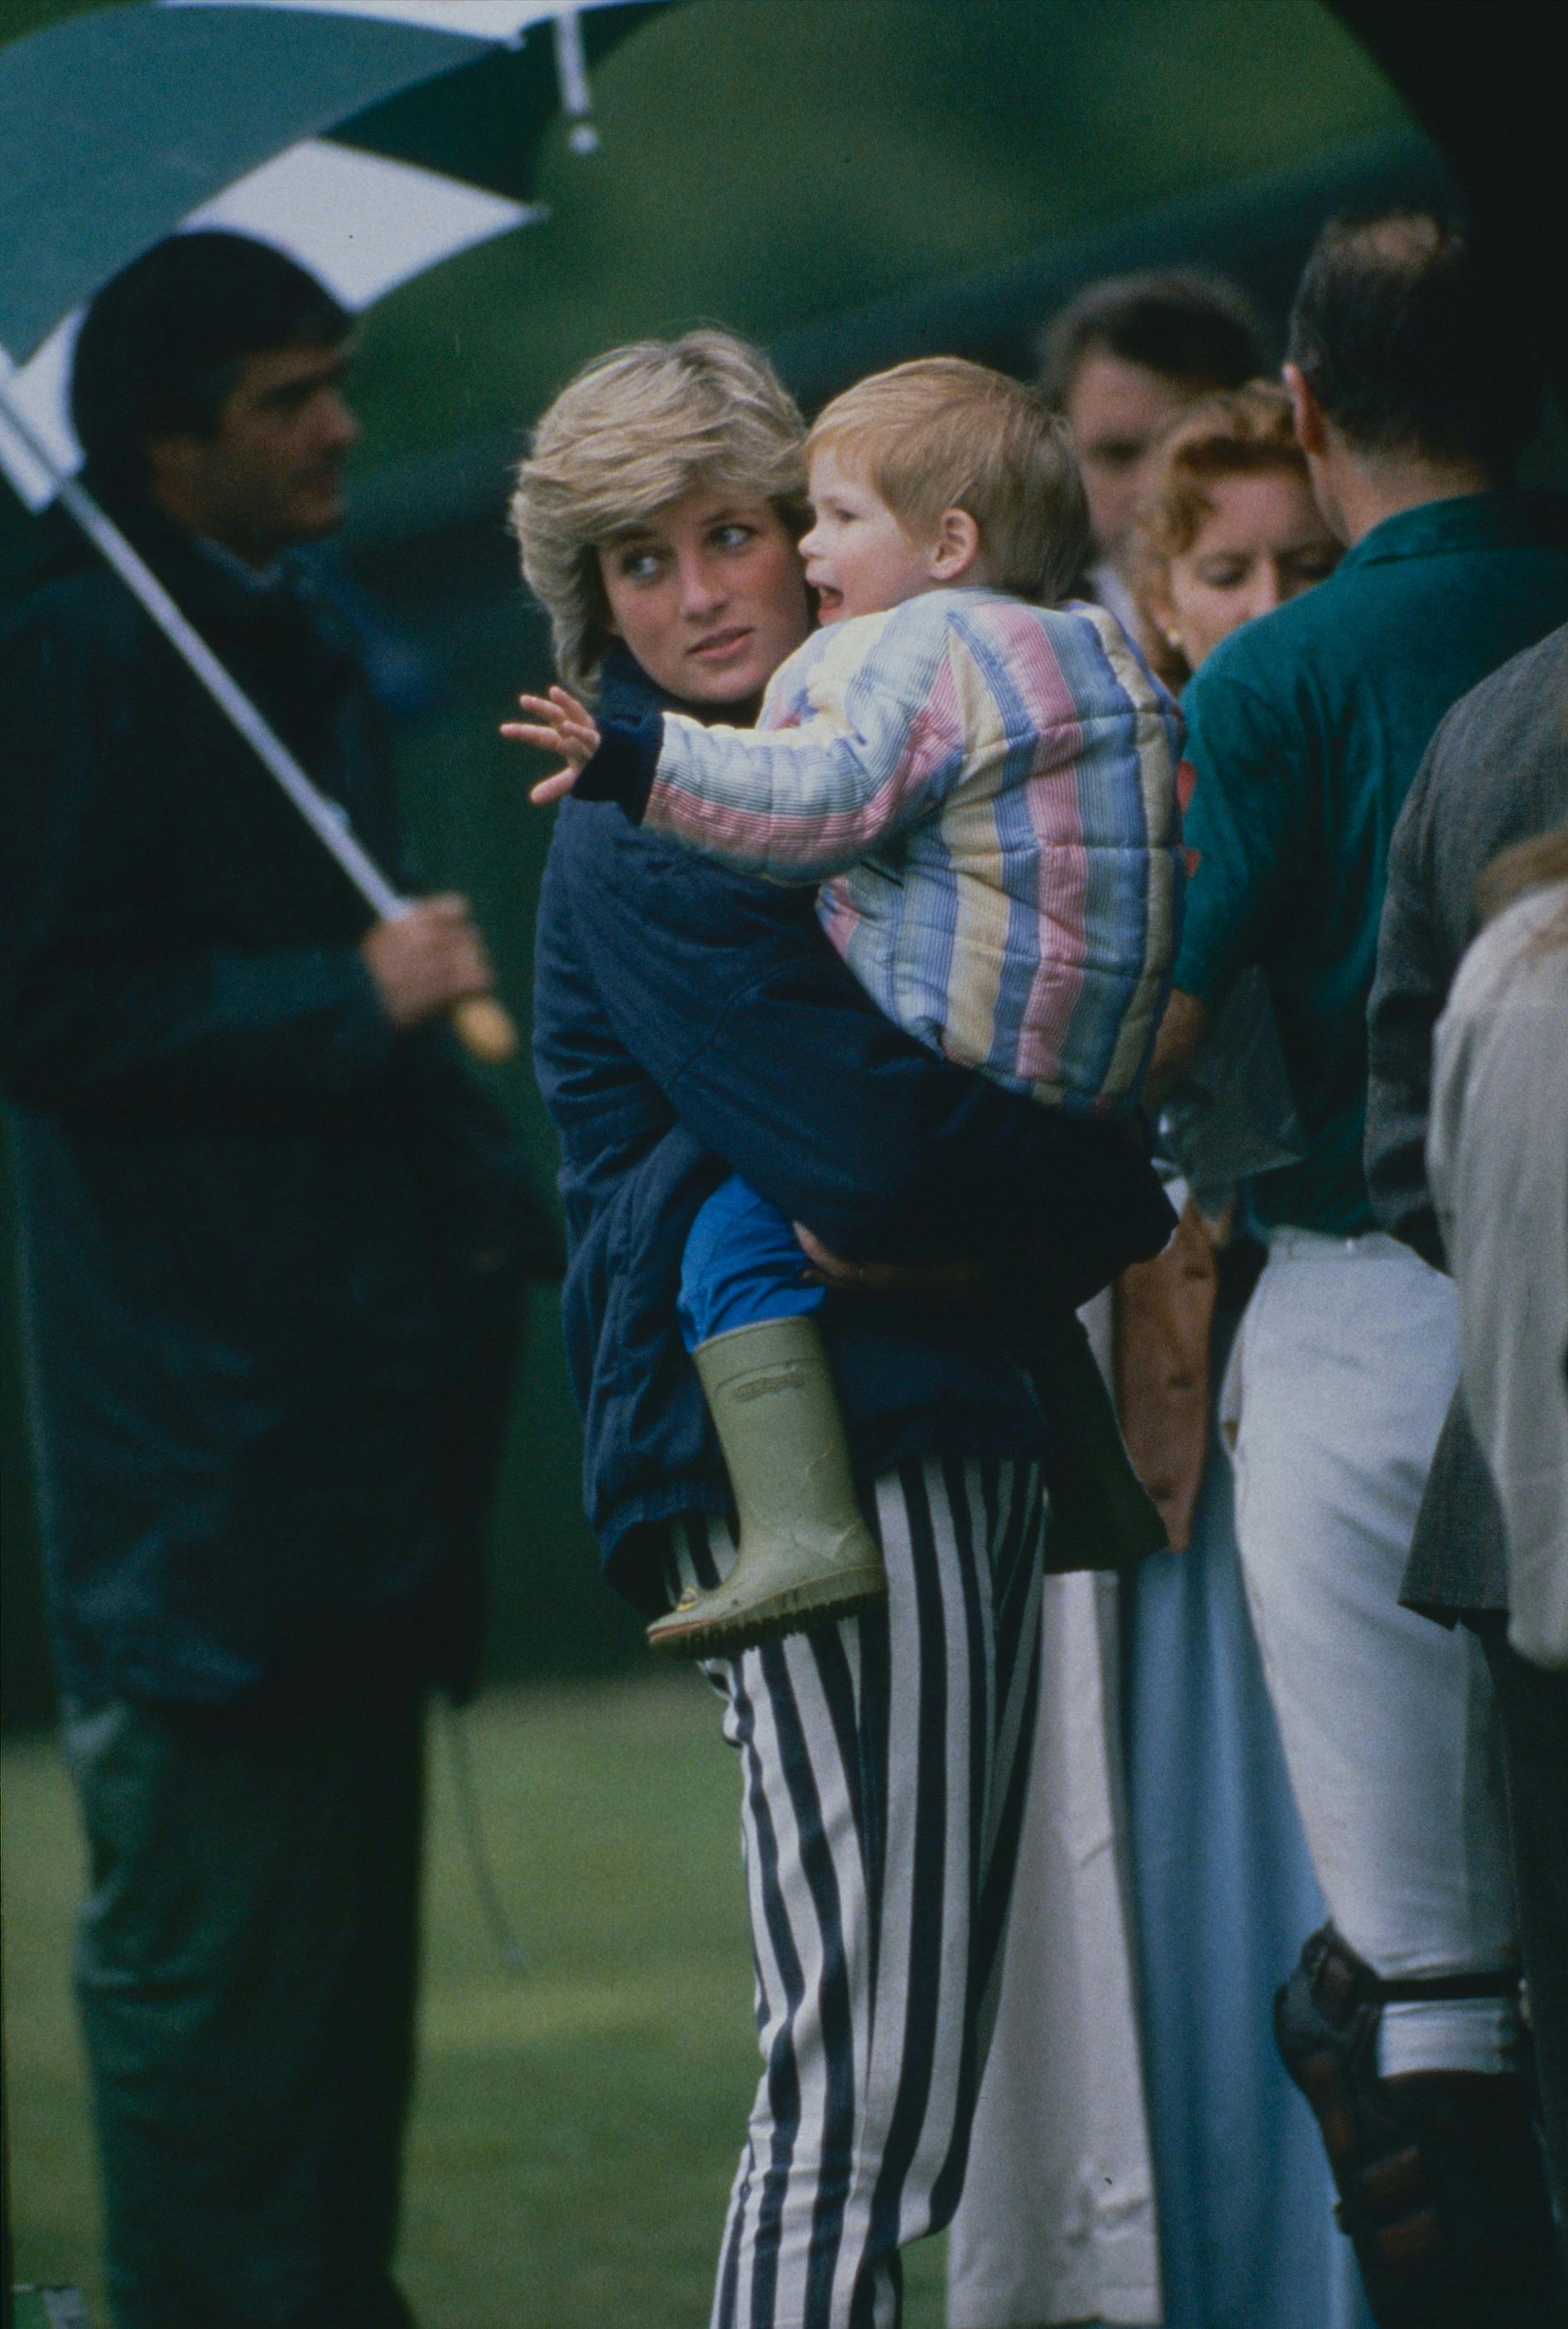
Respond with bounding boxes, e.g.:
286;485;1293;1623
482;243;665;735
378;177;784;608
1175;489;1568;1234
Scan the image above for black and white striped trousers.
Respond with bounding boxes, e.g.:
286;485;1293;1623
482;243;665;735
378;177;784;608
671;1455;1046;2329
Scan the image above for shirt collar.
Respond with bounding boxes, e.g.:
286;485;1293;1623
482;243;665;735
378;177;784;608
596;638;760;727
1337;489;1568;577
193;533;290;595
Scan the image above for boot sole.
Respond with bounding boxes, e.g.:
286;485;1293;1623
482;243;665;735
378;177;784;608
647;1568;889;1660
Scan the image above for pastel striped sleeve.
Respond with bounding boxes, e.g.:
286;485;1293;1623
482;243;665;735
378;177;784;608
642;605;971;883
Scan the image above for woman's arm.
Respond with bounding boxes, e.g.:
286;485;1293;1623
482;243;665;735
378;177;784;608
536;803;1172;1300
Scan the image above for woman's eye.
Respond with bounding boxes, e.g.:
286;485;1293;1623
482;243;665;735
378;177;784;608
713;525;755;551
1194;561;1248;589
1288;552;1338;583
616;551;662;582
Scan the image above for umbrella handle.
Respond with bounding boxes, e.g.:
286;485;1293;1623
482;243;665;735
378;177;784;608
450;992;519;1065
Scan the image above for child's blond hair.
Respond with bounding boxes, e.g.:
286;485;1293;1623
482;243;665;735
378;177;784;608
806;357;1089;602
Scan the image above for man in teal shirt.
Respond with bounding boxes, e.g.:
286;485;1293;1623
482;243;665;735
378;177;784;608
1175;496;1568;1238
1153;212;1568;2327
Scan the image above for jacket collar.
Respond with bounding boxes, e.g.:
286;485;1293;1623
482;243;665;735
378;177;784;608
1340;488;1568;577
16;478;323;633
596;639;759;729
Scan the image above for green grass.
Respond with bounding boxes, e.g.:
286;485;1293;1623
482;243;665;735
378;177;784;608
2;1675;951;2327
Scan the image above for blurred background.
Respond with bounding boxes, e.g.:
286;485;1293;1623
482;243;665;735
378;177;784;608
1;0;1557;1725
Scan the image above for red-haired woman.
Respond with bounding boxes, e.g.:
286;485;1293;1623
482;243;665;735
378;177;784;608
1124;386;1359;2325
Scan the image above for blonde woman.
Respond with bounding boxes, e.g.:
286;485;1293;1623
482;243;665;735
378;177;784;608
514;354;1184;1658
512;331;1172;2328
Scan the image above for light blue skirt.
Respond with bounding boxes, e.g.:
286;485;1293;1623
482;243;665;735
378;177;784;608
1120;1313;1375;2329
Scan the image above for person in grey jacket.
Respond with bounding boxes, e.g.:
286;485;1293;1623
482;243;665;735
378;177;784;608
1366;621;1568;1617
1429;842;1568;1670
1366;632;1568;2265
1368;622;1568;1271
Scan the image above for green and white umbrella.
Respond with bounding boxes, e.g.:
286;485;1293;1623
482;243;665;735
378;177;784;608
0;0;672;1051
1;0;671;499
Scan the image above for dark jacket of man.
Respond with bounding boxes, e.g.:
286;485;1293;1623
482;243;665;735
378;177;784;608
532;647;1176;1613
1175;490;1568;1236
0;499;558;1708
1366;619;1568;1618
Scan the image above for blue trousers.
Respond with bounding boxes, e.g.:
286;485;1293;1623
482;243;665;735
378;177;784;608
678;1174;825;1351
63;1678;424;2329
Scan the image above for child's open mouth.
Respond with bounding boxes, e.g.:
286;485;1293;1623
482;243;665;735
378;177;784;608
813;585;844;618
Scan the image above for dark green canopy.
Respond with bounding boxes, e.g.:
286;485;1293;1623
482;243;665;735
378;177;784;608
0;6;483;358
0;1;664;363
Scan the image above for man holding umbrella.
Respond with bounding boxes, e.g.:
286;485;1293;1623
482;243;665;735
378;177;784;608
0;231;557;2329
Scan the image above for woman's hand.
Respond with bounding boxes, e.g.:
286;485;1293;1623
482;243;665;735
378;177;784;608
500;686;602;805
793;1225;993;1310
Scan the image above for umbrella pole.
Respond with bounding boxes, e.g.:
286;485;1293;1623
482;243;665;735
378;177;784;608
552;11;601;153
0;387;516;1064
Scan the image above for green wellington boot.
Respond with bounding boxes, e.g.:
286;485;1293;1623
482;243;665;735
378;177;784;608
647;1314;887;1658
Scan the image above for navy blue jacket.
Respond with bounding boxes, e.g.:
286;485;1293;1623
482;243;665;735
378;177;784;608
532;649;1173;1610
2;502;559;1707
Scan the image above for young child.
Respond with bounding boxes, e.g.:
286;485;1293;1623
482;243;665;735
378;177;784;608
509;357;1184;1657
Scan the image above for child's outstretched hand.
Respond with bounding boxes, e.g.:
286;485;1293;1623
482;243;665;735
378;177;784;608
500;686;601;804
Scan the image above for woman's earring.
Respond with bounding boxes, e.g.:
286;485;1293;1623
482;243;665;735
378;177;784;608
1166;628;1183;652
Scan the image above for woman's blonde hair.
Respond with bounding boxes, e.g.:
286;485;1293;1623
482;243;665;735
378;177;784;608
807;357;1088;602
1128;380;1321;686
510;330;807;695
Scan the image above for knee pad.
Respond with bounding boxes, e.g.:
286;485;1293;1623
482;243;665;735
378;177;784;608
1275;1925;1565;2328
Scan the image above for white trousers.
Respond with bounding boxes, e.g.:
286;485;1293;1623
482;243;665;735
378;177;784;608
672;1456;1046;2329
946;1573;1161;2329
1224;1230;1517;2076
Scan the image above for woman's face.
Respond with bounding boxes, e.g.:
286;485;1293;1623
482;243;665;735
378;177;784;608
1152;469;1339;673
598;489;811;709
